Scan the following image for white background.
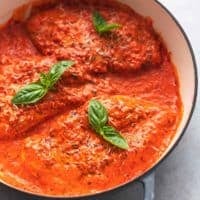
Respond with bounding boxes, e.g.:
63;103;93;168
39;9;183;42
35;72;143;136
156;1;200;200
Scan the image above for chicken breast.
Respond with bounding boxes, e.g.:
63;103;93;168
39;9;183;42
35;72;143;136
0;56;93;139
26;0;163;73
23;95;177;177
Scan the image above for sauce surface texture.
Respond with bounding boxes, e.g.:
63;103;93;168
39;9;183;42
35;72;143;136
0;0;182;196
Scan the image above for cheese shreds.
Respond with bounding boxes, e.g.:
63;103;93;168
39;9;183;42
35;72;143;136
23;95;176;175
27;0;163;72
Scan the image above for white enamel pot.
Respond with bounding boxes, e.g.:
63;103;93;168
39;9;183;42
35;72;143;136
0;0;198;199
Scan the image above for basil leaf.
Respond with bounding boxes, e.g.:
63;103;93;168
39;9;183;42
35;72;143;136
48;60;74;88
88;100;129;150
101;126;129;150
40;73;51;88
98;24;121;33
11;83;47;105
92;11;121;34
12;60;74;105
88;100;108;132
93;11;107;30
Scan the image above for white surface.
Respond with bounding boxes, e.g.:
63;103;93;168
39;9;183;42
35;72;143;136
156;1;200;200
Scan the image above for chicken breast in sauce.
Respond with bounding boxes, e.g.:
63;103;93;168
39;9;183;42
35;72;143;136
27;0;163;72
9;96;176;194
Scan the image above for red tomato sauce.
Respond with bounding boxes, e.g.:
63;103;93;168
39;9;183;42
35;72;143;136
0;0;182;196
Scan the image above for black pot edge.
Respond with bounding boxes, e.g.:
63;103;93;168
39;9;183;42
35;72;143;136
1;0;198;199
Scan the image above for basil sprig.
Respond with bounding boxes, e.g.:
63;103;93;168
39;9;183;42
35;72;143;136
12;60;74;105
92;11;121;34
88;100;129;150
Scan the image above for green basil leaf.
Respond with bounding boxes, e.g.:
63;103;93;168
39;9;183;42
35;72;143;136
101;126;129;150
48;60;74;88
88;99;129;150
92;11;121;34
88;100;108;132
40;73;51;88
98;23;121;33
93;11;107;30
12;60;74;105
11;83;47;105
